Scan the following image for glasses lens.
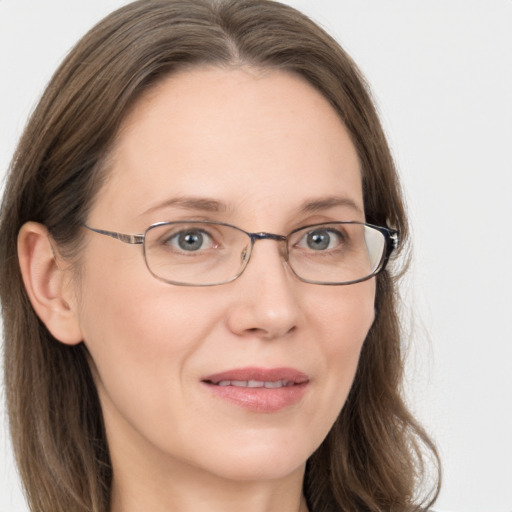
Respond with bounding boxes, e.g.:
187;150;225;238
143;221;387;286
143;222;249;285
288;223;386;284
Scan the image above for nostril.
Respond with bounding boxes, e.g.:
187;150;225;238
245;325;296;339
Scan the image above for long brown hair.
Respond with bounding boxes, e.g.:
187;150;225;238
0;1;440;511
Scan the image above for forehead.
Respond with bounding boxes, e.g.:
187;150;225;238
92;66;363;228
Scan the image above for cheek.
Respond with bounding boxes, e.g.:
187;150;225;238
303;280;375;421
79;277;215;385
78;240;211;353
305;278;375;352
77;279;231;468
75;249;219;421
332;281;375;366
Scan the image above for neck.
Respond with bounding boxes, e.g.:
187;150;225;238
110;460;309;512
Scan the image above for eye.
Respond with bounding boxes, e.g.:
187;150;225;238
297;227;345;251
165;229;216;252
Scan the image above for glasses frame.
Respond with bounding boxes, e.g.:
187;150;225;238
84;220;399;287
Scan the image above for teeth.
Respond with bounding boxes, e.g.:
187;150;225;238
264;381;283;388
214;380;292;388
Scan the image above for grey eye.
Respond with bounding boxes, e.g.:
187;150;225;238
164;229;215;252
306;229;334;251
178;231;204;251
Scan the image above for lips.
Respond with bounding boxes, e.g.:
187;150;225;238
202;367;309;413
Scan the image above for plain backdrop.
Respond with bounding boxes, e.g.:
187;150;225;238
1;1;511;511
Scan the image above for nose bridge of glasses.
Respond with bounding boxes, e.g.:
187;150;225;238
245;232;290;263
250;232;287;242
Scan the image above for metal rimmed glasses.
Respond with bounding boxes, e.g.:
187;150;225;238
84;220;398;286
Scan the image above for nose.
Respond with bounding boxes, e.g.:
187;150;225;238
225;239;301;340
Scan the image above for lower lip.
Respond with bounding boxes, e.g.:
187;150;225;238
203;382;308;413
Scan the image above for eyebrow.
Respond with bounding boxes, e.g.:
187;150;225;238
298;196;364;215
141;196;230;216
140;194;363;217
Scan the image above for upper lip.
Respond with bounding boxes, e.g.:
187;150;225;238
202;367;309;385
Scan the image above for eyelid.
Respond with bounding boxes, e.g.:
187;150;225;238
290;216;361;232
160;224;216;238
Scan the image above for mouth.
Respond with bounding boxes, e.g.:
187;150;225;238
213;379;297;388
202;367;309;413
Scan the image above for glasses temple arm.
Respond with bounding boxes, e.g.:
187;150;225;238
83;225;144;244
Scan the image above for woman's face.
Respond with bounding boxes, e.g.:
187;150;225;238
75;67;375;484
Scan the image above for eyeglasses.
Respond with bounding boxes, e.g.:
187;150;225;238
84;220;398;286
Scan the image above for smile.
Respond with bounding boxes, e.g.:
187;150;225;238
202;367;310;413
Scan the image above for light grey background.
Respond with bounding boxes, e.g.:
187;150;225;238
1;1;511;511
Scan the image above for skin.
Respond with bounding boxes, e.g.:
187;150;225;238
20;67;376;512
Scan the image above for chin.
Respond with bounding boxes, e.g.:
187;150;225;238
184;429;317;483
203;454;307;483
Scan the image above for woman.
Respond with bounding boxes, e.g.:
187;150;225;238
0;1;440;511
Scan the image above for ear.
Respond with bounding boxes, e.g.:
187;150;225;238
17;222;83;345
